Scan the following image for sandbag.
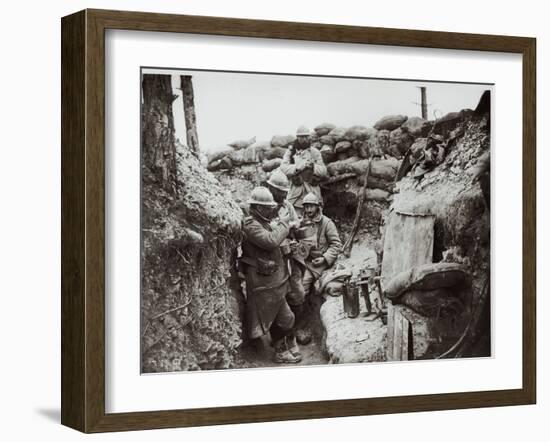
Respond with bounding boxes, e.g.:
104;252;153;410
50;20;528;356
228;136;256;150
336;152;350;161
348;158;399;181
334;140;352;154
218;156;234;170
327;127;347;143
319;135;335;146
318;268;353;295
401;116;431;137
314;122;336;136
271;134;296;147
227;145;260;166
326;156;361;176
399;288;464;318
365;188;391;201
311;141;322;150
389;128;414;158
262;146;287;160
376;130;391;156
357;140;370;159
364;131;389;158
207;147;234;164
320;144;335;164
343;125;370;141
384;262;469;301
374;115;408;131
248;140;271;161
262;158;283;172
207;158;223;171
227;149;246;166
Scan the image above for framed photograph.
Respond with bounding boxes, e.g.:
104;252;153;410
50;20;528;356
61;9;536;433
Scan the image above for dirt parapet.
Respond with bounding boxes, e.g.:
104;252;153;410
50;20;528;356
141;74;244;372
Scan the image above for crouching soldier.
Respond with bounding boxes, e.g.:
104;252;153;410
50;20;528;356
241;186;301;364
293;192;342;344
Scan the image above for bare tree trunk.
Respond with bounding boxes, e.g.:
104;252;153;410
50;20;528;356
141;74;178;193
180;75;200;157
420;86;428;119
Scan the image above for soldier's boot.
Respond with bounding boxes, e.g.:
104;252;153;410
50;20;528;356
286;334;301;358
290;303;312;346
273;337;302;364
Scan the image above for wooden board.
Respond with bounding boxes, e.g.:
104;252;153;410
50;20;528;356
382;211;435;361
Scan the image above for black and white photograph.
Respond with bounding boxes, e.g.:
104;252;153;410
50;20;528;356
140;68;492;373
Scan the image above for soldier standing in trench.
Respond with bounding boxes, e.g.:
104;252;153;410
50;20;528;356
280;126;328;216
240;186;302;364
266;169;305;358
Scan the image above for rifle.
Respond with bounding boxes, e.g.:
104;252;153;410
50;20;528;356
288;142;296;164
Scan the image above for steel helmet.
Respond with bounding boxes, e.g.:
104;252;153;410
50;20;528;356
302;193;321;206
296;125;311;137
267;169;290;192
248;186;278;206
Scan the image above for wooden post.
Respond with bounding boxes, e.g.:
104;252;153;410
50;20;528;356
180;75;200;157
420;86;428;119
141;74;178;193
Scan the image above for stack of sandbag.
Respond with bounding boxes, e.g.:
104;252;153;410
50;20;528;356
228;136;256;150
206;137;289;172
206;111;461;175
326;156;400;187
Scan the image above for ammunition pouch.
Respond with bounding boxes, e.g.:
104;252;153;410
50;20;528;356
240;256;279;276
257;257;278;275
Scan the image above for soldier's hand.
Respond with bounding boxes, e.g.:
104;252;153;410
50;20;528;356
289;220;300;229
279;213;291;224
312;257;325;266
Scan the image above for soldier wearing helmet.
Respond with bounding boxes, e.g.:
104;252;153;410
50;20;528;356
280;125;328;216
240;186;301;363
266;169;304;358
292;192;342;344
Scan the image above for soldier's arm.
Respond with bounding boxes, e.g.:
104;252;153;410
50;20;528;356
322;219;342;266
280;149;298;177
244;219;290;251
311;148;328;179
288;203;299;224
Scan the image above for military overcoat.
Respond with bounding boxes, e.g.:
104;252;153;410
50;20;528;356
241;214;291;339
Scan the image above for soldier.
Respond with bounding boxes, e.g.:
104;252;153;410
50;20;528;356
280;125;328;216
292;192;342;344
240;186;301;364
266;169;304;358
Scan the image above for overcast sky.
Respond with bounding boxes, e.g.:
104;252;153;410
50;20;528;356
143;68;491;153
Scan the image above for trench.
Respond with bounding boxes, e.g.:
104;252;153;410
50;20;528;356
140;71;491;372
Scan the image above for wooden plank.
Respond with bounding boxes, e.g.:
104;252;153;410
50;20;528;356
382;211;435;360
401;315;411;360
381;212;435;279
393;307;403;360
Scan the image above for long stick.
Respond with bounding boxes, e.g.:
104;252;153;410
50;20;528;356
342;159;371;257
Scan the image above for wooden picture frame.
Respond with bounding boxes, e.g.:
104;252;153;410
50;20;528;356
61;8;536;433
